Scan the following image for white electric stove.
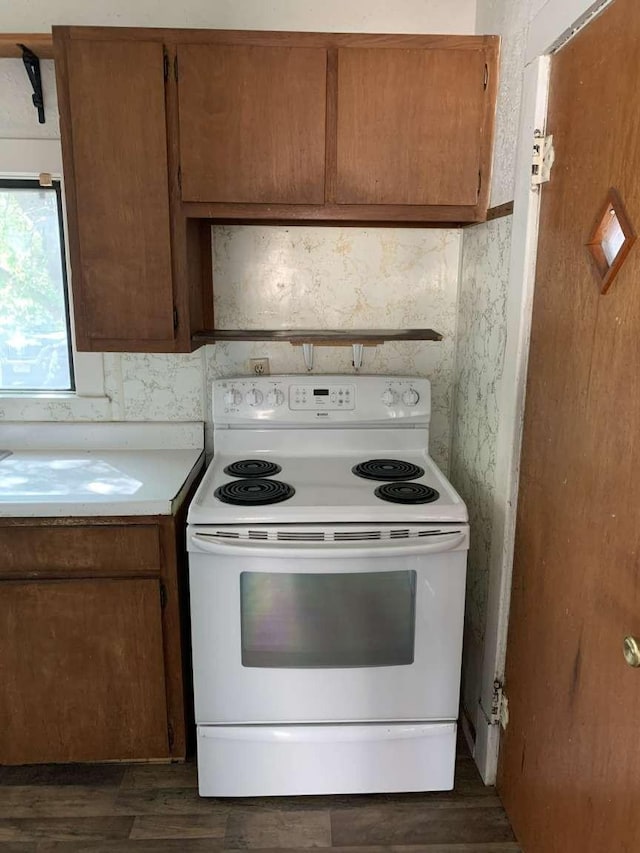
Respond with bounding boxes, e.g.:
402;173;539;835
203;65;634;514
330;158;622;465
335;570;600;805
187;375;468;797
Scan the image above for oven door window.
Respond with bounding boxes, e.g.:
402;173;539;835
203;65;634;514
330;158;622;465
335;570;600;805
240;570;416;668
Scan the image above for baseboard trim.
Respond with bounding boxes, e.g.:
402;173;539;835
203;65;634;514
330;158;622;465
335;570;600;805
472;711;501;785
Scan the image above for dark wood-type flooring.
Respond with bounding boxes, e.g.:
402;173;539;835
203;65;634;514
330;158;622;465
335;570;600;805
0;747;519;852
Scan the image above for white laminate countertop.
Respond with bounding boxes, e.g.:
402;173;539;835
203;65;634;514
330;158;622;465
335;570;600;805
0;422;205;517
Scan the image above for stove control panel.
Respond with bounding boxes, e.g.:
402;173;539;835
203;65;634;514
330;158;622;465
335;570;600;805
213;376;430;424
289;383;355;410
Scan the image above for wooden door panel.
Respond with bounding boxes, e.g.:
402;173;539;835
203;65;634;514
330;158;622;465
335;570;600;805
62;39;175;346
0;578;169;763
499;1;640;850
178;44;327;204
336;47;486;206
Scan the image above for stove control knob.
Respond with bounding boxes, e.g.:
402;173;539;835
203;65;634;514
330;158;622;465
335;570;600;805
381;389;398;407
245;388;264;407
402;388;420;407
266;389;285;408
224;388;242;407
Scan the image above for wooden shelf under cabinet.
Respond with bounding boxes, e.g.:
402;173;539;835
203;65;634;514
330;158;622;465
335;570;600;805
191;328;444;345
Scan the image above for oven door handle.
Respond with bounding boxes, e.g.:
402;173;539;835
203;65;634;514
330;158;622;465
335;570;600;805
188;529;467;558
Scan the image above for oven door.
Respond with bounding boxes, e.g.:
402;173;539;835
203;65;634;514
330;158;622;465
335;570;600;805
188;525;468;724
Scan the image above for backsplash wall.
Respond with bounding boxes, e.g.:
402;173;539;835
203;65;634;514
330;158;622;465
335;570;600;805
209;225;460;469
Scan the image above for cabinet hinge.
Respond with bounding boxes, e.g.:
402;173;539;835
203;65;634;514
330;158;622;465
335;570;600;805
177;165;182;192
174;55;179;82
531;131;555;187
477;169;482;199
490;679;509;729
163;49;169;81
167;721;175;750
483;62;489;90
173;306;179;332
160;582;168;609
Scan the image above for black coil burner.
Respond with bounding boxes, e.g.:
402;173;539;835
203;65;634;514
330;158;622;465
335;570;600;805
374;482;440;504
352;458;425;481
215;478;295;506
223;459;282;478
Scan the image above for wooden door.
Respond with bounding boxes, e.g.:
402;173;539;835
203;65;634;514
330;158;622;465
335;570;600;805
499;1;640;850
0;578;169;763
55;36;176;350
177;44;327;204
335;46;489;207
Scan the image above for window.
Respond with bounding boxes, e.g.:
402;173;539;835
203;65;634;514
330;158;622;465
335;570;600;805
585;187;637;294
0;179;74;392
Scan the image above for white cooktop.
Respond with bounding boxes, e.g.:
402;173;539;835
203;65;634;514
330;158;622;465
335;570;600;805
189;449;465;525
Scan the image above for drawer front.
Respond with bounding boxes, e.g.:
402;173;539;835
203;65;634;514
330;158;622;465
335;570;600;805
0;524;161;578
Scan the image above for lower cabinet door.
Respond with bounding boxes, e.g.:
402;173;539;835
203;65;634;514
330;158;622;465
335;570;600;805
0;578;169;764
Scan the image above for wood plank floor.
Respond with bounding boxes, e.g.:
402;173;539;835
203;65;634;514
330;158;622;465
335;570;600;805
0;748;519;852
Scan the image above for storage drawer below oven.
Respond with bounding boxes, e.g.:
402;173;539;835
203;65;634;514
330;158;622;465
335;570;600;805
196;722;457;796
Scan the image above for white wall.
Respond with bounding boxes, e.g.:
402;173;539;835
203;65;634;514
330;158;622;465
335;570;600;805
1;1;476;34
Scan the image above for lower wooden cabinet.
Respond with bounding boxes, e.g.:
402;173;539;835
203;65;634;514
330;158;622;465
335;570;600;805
0;502;199;764
1;578;169;764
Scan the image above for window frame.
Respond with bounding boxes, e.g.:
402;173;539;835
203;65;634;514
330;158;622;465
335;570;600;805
0;137;109;411
0;176;76;393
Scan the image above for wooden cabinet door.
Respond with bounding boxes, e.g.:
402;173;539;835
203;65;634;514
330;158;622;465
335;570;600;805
177;44;327;204
56;36;176;350
0;578;169;764
335;47;489;207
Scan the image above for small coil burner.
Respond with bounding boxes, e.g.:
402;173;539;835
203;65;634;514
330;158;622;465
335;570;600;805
352;458;425;481
375;482;440;504
215;478;295;506
223;459;282;478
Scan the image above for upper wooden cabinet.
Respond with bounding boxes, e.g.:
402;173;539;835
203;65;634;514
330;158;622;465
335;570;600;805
54;28;213;353
175;32;498;223
178;44;327;204
335;47;489;207
53;27;497;353
56;38;175;350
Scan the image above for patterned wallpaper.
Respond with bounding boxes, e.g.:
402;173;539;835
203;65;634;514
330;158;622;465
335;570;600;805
210;226;460;469
450;214;512;720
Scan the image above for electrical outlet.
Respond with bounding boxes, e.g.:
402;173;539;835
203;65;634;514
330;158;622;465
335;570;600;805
250;358;270;376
